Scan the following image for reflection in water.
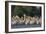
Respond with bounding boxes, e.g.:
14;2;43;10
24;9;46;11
11;23;41;29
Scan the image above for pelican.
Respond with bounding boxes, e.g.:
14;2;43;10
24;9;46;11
25;17;30;25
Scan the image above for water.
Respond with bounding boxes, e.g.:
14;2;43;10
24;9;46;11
11;23;41;29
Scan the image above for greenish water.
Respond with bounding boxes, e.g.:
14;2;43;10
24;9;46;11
11;23;41;29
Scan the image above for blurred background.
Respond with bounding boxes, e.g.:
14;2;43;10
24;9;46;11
11;5;41;17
